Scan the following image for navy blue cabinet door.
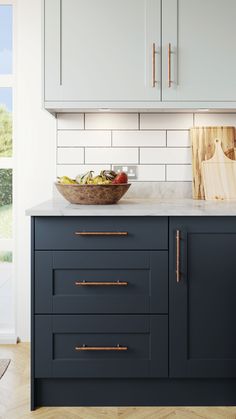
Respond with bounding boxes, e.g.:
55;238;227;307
34;250;168;314
34;216;168;250
169;217;236;378
35;315;168;378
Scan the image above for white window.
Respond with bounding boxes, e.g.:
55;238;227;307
0;0;15;341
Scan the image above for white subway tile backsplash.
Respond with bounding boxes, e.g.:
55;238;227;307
140;113;193;130
57;148;84;164
112;131;166;147
58;131;111;147
137;165;165;181
57;113;84;130
57;164;111;178
140;148;191;164
167;131;190;147
85;113;139;130
55;112;236;190
85;148;139;164
166;165;192;181
195;113;236;126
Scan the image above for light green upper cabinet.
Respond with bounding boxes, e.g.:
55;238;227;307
43;0;236;111
44;0;161;105
162;0;236;102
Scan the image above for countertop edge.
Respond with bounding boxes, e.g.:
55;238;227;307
25;199;236;217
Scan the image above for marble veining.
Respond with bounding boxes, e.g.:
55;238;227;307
26;198;236;216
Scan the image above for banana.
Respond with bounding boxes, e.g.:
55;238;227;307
60;169;117;186
58;176;76;185
93;175;112;185
76;171;94;184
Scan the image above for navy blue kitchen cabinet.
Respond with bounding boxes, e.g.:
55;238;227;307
35;250;168;314
31;216;236;409
35;314;168;378
169;217;236;378
34;216;168;250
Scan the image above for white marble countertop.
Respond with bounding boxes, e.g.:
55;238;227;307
26;198;236;216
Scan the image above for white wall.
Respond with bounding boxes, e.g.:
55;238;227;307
15;0;56;341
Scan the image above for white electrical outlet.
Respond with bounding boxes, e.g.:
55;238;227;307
113;165;137;180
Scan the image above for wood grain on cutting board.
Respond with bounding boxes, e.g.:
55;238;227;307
191;126;236;199
202;139;236;200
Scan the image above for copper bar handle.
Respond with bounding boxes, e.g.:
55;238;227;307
75;344;128;351
176;230;181;283
152;42;157;87
75;231;128;236
168;42;172;88
75;280;128;287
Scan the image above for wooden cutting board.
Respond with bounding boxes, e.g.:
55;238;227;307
191;126;236;199
202;139;236;201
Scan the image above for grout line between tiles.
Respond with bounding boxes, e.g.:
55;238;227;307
57;163;192;166
58;163;192;166
57;128;191;132
56;115;58;165
57;145;191;149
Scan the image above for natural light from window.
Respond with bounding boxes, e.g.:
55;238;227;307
0;2;14;335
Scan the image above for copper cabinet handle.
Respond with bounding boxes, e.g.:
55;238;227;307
75;280;128;287
152;42;157;87
176;230;181;283
75;344;128;351
74;231;128;236
168;42;172;88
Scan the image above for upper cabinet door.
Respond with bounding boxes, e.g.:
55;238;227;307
162;0;236;101
44;0;161;103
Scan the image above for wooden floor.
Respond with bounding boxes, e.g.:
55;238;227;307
0;343;236;419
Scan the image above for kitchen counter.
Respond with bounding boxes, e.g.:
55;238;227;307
26;198;236;216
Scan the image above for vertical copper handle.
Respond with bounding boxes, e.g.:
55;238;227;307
168;43;172;88
152;43;157;87
176;230;181;282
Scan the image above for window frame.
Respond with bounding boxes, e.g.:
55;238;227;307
0;0;16;339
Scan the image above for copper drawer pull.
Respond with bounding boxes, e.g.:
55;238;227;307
75;344;128;351
168;42;173;88
176;229;181;283
152;42;157;87
75;231;128;236
75;280;128;286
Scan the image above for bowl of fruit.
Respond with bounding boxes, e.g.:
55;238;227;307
55;170;131;205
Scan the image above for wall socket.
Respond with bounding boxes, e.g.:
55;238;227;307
113;165;137;180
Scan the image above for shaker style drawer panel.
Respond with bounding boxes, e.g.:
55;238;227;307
35;251;168;314
35;315;168;378
34;216;168;250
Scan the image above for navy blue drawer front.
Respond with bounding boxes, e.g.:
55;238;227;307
35;250;168;314
34;216;168;250
35;315;168;378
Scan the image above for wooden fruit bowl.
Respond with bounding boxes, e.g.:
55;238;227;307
55;182;131;205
